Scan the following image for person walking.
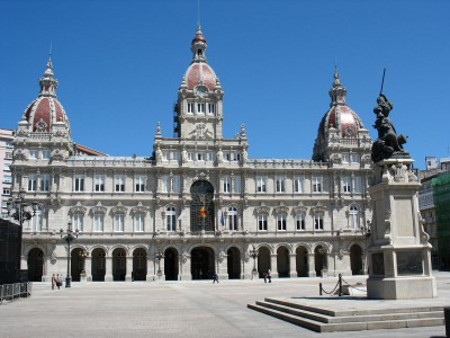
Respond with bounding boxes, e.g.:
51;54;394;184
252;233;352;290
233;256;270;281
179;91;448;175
267;270;272;283
51;274;56;290
263;272;267;283
56;274;62;289
212;272;219;283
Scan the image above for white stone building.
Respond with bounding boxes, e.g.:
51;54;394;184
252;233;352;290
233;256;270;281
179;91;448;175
10;26;372;282
0;128;14;219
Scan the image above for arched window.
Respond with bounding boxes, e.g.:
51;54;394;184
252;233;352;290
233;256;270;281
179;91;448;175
350;205;360;229
166;207;177;232
227;207;238;231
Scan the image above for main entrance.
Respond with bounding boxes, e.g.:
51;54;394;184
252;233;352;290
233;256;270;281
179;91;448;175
91;248;106;281
191;247;215;280
164;248;179;281
113;248;126;281
27;248;44;282
71;248;84;282
190;180;215;232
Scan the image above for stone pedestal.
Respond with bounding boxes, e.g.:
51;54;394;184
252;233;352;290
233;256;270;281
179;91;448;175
367;158;437;299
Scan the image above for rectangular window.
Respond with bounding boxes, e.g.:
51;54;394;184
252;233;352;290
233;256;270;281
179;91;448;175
223;176;231;193
188;152;194;161
225;152;231;161
5;151;12;160
161;176;169;193
33;211;43;232
39;174;50;192
3;164;10;172
172;175;181;194
197;152;205;161
258;214;268;231
256;176;266;193
41;150;51;159
342;153;350;163
135;176;145;193
277;215;287;231
166;213;176;232
233;175;242;193
197;103;206;114
296;214;306;231
115;175;125;192
228;213;238;231
314;214;324;230
3;188;11;196
93;214;104;232
351;153;360;163
134;214;144;232
114;214;125;232
74;175;85;192
208;103;216;115
73;214;83;232
342;176;352;193
312;176;323;193
353;176;362;193
294;176;303;193
276;176;285;193
29;150;38;159
28;175;37;192
3;175;12;183
187;102;194;114
94;175;105;192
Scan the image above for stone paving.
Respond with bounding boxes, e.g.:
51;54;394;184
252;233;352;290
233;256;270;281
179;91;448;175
1;272;449;338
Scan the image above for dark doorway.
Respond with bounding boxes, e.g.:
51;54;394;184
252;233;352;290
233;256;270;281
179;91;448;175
227;247;241;279
71;248;84;282
91;248;106;281
350;244;363;275
277;246;290;278
257;246;271;278
296;247;308;277
113;248;126;281
191;247;215;280
164;248;179;281
133;248;147;281
27;248;44;282
314;246;327;276
190;180;215;232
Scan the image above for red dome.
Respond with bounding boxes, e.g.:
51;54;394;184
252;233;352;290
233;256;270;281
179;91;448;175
185;63;217;91
23;96;68;132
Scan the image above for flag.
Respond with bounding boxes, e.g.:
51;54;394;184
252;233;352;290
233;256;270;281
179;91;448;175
199;206;207;218
220;210;225;227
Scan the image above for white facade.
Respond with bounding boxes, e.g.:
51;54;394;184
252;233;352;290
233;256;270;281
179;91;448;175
10;27;372;282
0;128;14;218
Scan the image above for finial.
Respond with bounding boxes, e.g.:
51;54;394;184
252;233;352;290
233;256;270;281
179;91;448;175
47;41;53;69
197;0;201;29
155;121;162;138
240;124;246;138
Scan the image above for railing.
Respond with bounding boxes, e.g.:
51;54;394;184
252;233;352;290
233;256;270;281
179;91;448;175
0;283;32;303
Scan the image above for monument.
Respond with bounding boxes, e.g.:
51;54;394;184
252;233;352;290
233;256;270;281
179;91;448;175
367;89;437;299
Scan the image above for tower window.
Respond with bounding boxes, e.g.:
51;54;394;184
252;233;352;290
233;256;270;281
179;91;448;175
198;49;202;56
197;103;205;114
187;102;194;114
208;103;216;115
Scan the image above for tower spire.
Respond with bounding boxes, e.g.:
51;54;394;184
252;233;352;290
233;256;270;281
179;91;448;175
191;24;207;63
39;49;58;98
329;66;347;106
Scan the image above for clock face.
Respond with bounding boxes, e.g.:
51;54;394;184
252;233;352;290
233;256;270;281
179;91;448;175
196;86;208;98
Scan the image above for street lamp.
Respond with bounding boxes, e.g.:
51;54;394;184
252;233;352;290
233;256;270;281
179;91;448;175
250;245;258;280
60;222;79;288
7;188;38;282
155;248;164;277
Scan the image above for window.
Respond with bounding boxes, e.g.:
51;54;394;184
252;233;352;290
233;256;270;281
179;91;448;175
312;176;323;193
28;175;37;192
233;175;242;193
161;176;169;193
39;174;50;192
5;151;12;160
94;175;105;192
277;214;287;231
353;176;362;193
342;176;351;193
227;207;238;231
114;214;125;232
223;176;231;193
188;152;195;161
135;176;145;193
166;207;176;232
115;175;125;192
134;214;145;232
314;214;324;230
256;176;266;193
41;150;51;159
74;175;85;192
3;164;10;172
276;176;285;193
197;103;206;114
294;176;303;193
187;102;194;114
351;153;360;163
73;214;83;232
258;214;268;231
296;214;306;231
33;206;44;232
3;175;11;183
172;175;181;194
3;188;11;196
342;153;350;163
208;103;216;115
93;214;104;232
349;205;360;229
197;152;205;161
29;150;38;159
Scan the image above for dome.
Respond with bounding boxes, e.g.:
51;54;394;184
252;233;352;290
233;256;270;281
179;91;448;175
184;62;218;91
21;58;70;133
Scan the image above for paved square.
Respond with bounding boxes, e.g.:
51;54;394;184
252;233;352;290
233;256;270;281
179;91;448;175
1;273;448;338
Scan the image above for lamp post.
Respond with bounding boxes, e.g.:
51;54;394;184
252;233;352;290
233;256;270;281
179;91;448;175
7;188;38;282
60;222;79;288
250;245;258;280
155;248;164;278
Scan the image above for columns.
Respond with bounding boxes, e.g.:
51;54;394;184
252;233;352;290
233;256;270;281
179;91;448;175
217;254;228;280
125;256;133;282
308;253;316;277
289;254;297;278
179;253;191;281
270;254;278;278
146;254;155;282
105;257;113;282
84;256;92;282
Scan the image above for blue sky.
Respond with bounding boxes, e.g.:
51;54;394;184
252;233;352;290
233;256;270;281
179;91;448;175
1;0;449;168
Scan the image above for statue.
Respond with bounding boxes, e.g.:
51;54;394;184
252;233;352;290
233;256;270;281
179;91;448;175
155;145;162;165
371;94;409;162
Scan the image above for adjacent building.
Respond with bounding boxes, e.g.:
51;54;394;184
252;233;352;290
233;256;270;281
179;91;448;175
0;128;14;219
10;26;372;282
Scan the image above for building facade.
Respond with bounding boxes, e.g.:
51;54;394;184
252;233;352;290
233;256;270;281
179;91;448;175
0;128;14;219
10;27;372;282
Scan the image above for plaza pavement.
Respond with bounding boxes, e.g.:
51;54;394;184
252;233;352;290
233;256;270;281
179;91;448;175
1;272;449;338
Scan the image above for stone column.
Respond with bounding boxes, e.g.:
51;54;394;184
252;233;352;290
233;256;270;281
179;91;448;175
146;254;155;282
105;257;113;282
270;254;278;278
308;253;316;277
179;253;191;281
217;253;228;280
289;254;297;278
125;256;133;282
84;256;92;282
242;253;252;280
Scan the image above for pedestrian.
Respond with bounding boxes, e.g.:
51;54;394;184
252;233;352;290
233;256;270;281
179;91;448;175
56;274;61;289
267;270;272;283
263;272;267;283
51;274;56;290
212;272;219;283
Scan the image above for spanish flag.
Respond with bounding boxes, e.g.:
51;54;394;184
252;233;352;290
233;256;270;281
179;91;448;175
199;206;207;217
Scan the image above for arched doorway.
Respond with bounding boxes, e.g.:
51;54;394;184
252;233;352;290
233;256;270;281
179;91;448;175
296;247;308;277
277;246;290;278
227;247;241;279
71;248;84;282
190;180;215;232
133;248;147;281
164;248;179;281
314;246;327;277
113;248;126;281
91;248;106;282
257;246;271;278
191;247;214;280
27;248;44;282
350;244;363;275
